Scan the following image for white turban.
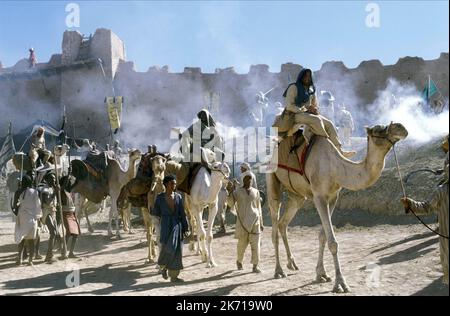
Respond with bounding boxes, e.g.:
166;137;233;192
240;162;251;171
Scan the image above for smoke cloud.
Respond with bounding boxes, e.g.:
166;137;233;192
366;79;448;143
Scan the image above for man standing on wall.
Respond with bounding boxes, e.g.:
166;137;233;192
28;48;37;68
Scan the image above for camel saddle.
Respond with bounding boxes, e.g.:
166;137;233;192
85;150;110;174
12;152;32;171
71;159;103;183
69;151;111;203
118;176;152;209
272;131;316;183
71;150;111;182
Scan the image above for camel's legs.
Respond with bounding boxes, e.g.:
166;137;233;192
280;194;305;271
75;196;94;233
109;192;121;238
313;195;350;293
150;214;161;258
123;205;133;234
194;209;208;263
185;198;199;254
74;197;83;225
101;198;107;212
217;204;226;232
141;208;154;263
84;207;94;233
266;172;285;278
206;201;218;267
316;194;339;283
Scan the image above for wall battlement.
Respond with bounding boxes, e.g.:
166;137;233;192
0;28;448;149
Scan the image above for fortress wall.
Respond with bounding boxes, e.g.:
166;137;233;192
0;28;448;149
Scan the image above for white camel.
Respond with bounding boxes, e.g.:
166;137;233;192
186;181;229;253
266;122;408;293
165;159;230;267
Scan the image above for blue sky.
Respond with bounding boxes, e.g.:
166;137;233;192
0;1;448;73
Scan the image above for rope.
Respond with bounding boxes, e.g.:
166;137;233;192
392;144;449;239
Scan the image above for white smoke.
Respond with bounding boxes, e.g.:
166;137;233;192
368;79;449;143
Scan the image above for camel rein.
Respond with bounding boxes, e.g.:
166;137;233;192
392;143;449;240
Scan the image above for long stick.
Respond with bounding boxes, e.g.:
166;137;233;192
393;144;449;239
392;144;407;199
54;147;68;258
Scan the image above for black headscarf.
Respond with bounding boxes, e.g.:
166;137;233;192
21;175;33;189
16;175;33;201
163;174;176;186
197;109;216;127
283;68;316;106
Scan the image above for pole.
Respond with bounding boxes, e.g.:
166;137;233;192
393;142;449;239
232;142;236;179
54;147;68;258
428;75;431;96
392;144;407;199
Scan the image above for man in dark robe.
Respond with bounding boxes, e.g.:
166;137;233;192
151;175;190;283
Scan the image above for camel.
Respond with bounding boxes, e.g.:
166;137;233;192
216;182;230;233
266;122;408;293
67;149;141;237
119;200;133;234
185;183;229;253
184;195;200;254
165;159;230;267
115;154;167;263
142;155;166;263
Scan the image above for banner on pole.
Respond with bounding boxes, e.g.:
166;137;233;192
106;96;123;130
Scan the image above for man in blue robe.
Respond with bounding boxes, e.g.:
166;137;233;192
151;175;190;283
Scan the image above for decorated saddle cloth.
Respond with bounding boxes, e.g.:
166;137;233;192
84;150;111;174
271;133;316;182
71;150;113;183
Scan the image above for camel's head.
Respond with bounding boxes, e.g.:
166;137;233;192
151;154;167;174
211;162;231;179
128;148;142;161
53;144;70;157
366;122;408;146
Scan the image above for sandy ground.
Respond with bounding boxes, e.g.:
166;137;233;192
0;211;448;296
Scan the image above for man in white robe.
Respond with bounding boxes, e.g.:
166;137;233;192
228;171;264;273
13;175;42;265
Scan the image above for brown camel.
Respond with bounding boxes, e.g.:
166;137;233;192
69;149;141;237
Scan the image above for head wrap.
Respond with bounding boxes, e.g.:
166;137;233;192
282;68;316;106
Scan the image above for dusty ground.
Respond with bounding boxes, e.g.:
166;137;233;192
0;211;448;296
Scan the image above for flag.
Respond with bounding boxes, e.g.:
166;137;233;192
0;122;16;170
422;76;439;101
106;96;123;130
